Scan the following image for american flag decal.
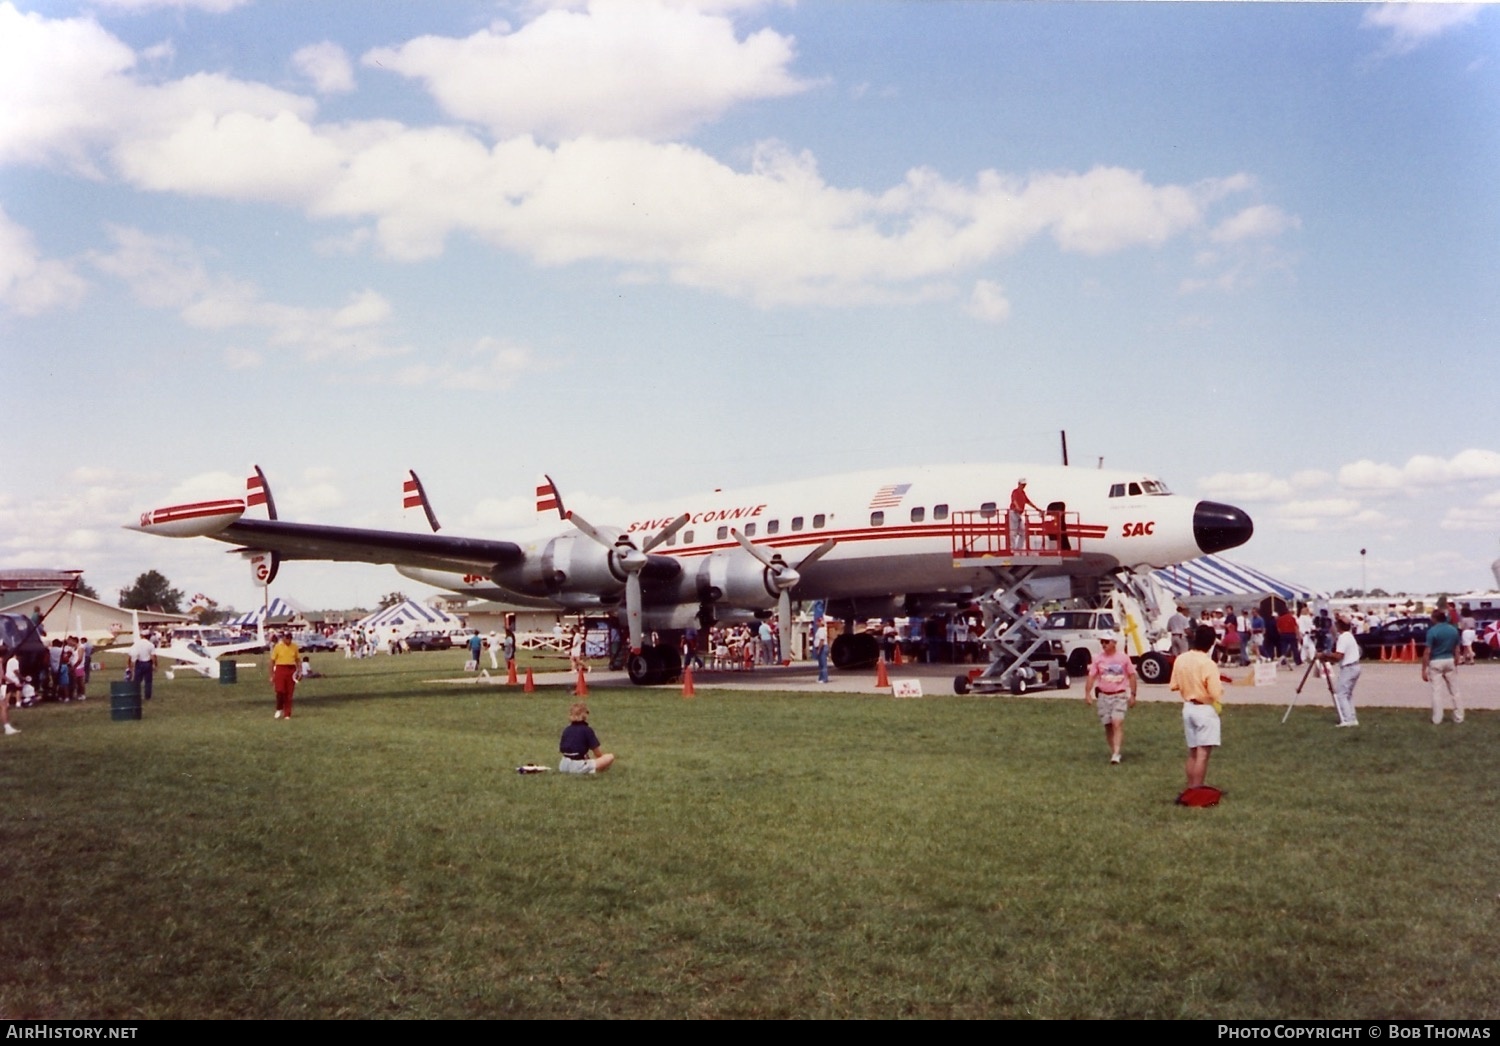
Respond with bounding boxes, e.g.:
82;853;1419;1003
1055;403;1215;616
868;483;911;509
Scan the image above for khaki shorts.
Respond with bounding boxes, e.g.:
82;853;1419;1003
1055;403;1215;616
1094;692;1129;724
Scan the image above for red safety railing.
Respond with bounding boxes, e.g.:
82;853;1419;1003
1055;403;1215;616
951;509;1084;561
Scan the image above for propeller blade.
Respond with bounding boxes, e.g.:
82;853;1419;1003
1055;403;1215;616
642;513;690;554
625;573;644;654
778;589;793;664
796;538;837;572
730;528;774;567
565;510;608;548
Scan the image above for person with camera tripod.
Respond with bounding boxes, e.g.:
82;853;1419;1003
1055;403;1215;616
1317;618;1360;728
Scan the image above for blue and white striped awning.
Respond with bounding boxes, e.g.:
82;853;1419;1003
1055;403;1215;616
356;599;463;630
1152;556;1324;601
226;597;304;625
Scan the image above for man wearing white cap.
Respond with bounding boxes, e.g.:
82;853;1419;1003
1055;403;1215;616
1009;478;1040;552
1084;633;1138;764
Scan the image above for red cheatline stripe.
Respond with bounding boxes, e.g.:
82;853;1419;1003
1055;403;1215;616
152;500;244;522
659;519;1107;558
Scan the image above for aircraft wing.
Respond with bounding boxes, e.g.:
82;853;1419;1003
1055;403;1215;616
207;519;525;576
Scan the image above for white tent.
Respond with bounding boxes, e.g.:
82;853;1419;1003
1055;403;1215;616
355;599;464;634
226;597;306;626
1152;555;1326;603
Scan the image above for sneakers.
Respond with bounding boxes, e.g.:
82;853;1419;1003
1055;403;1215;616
1337;720;1359;728
4;724;18;735
274;710;282;719
1109;753;1121;765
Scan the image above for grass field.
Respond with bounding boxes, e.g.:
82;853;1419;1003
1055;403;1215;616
2;651;1497;1019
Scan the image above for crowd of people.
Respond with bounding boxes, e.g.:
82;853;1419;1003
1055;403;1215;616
1;635;95;711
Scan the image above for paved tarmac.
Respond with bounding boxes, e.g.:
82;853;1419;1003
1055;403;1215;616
449;656;1500;713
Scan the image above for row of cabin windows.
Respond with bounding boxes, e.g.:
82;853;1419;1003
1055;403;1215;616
666;504;967;545
671;513;830;546
667;483;1168;545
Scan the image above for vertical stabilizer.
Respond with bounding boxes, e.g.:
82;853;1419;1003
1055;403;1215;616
536;474;566;523
246;466;277;520
403;470;442;532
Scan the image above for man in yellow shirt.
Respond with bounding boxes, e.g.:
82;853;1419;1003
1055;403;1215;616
1170;624;1223;792
269;631;300;720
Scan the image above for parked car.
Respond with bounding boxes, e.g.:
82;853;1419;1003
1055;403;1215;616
1354;617;1430;659
1040;608;1121;677
405;631;453;651
293;631;339;653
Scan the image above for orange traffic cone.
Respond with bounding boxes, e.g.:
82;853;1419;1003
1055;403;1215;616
506;659;518;685
875;655;890;688
573;667;589;697
681;665;696;698
523;667;535;693
893;644;903;665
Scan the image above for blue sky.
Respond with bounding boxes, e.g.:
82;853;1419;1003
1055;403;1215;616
3;0;1497;612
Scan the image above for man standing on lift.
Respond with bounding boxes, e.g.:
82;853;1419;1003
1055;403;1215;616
1009;478;1041;552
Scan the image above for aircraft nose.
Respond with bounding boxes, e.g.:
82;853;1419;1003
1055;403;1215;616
1193;501;1254;554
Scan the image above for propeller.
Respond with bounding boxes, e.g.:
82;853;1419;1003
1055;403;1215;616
567;511;689;653
731;532;836;661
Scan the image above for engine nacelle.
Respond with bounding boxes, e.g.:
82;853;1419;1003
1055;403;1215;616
684;551;778;610
132;499;245;538
491;533;621;598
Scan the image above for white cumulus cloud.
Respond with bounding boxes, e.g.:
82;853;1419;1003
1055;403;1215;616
965;279;1011;323
90;226;410;363
293;42;356;95
1210;204;1300;245
2;5;1298;313
1339;449;1500;492
362;0;812;141
1363;3;1483;56
0;206;87;315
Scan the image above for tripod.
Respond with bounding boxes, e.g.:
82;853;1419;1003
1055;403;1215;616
1283;654;1335;724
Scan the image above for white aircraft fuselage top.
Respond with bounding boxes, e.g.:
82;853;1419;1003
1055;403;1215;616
131;462;1252;619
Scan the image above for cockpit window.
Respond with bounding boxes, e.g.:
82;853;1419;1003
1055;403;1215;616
1109;483;1125;498
1140;479;1171;495
1128;482;1142;496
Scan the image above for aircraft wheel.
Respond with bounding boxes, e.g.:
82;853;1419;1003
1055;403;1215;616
1137;652;1172;685
627;651;659;686
831;633;880;670
1067;649;1092;678
953;675;971;695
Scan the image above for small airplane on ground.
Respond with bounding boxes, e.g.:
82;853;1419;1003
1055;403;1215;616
130;463;1252;685
104;612;265;680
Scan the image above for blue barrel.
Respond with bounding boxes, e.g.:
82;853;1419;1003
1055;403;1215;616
110;680;141;721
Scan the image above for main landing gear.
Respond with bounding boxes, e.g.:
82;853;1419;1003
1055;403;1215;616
831;631;880;670
626;645;682;686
